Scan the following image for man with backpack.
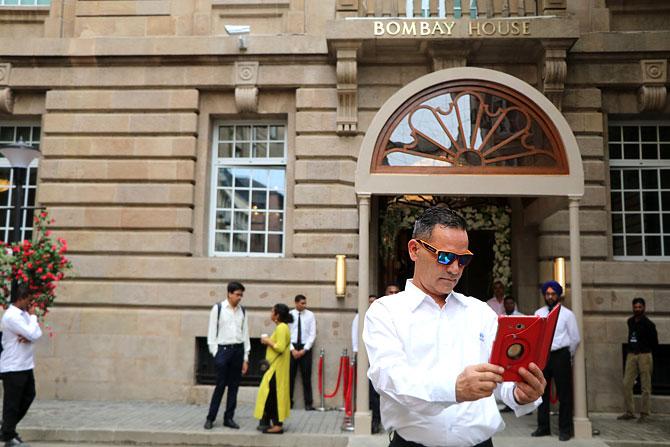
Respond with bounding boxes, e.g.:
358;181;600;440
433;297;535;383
204;281;250;430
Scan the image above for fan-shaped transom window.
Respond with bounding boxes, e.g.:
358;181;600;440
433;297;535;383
372;80;569;175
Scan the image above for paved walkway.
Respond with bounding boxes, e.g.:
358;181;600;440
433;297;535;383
13;400;670;447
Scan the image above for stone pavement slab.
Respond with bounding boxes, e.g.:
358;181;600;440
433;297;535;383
13;400;670;447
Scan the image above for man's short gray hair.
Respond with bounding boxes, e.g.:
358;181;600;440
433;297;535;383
412;206;467;240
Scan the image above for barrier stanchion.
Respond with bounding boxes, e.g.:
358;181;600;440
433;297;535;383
341;356;356;431
316;348;326;411
319;348;353;413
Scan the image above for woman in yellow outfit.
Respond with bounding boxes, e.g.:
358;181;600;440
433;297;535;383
254;303;293;434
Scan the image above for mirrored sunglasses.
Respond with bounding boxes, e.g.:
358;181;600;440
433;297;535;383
416;239;474;267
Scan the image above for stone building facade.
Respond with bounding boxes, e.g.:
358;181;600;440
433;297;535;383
0;0;669;433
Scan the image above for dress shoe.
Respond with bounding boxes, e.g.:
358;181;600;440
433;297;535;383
531;428;550;437
305;405;315;411
637;413;649;423
559;433;571;441
617;412;635;420
4;438;30;447
371;421;382;434
257;417;271;432
263;425;284;434
223;419;240;429
203;419;213;430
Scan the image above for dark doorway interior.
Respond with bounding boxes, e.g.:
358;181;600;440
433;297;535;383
454;230;495;300
379;226;495;301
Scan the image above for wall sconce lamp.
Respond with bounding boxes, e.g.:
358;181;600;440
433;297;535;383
553;257;566;291
224;25;250;52
335;255;347;298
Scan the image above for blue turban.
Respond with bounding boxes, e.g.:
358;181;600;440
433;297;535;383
541;280;563;297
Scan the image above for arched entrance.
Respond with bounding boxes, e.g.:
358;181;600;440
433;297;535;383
353;67;591;438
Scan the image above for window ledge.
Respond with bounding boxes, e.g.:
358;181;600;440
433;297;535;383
212;0;290;7
0;6;49;23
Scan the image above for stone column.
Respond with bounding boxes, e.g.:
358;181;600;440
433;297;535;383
354;194;371;435
569;197;592;438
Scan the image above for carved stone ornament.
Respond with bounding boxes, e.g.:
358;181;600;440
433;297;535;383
0;63;10;86
234;61;259;113
0;88;14;114
638;60;667;112
235;86;259;114
334;43;361;135
541;42;568;110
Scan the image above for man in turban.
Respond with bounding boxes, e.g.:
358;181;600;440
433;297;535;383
531;280;581;441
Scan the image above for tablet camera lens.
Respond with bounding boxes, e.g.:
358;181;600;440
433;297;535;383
506;343;524;360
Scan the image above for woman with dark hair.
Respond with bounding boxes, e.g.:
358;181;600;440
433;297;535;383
254;303;294;434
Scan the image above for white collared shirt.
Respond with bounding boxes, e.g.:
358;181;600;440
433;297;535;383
289;308;316;351
535;304;580;356
352;313;359;353
207;300;250;361
364;280;539;447
0;304;43;373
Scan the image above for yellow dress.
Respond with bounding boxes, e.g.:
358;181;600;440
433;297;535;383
253;322;291;422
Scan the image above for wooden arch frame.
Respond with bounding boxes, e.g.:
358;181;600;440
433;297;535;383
372;80;569;175
355;67;584;197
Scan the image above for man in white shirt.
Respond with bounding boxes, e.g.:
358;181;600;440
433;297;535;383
364;206;546;447
532;280;580;442
204;281;250;430
1;283;43;447
486;280;507;315
288;294;316;410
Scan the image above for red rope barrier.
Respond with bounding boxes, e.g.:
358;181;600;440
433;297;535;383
342;358;350;402
324;355;346;398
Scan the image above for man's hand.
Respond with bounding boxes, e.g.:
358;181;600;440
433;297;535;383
456;363;504;402
513;362;546;405
18;335;30;344
291;350;300;359
241;361;249;375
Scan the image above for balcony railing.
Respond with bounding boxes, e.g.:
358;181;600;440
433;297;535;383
339;0;557;18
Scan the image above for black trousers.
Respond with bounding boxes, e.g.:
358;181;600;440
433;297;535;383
289;344;313;407
263;373;282;426
537;347;573;436
207;343;244;422
369;379;381;424
1;369;36;442
389;431;493;447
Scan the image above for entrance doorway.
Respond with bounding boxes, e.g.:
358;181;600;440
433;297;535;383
376;196;504;301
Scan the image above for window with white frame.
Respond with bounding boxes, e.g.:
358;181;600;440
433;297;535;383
210;123;286;256
0;123;40;243
0;0;50;6
608;122;670;259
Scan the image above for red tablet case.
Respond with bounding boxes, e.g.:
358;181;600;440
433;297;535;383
489;304;561;382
